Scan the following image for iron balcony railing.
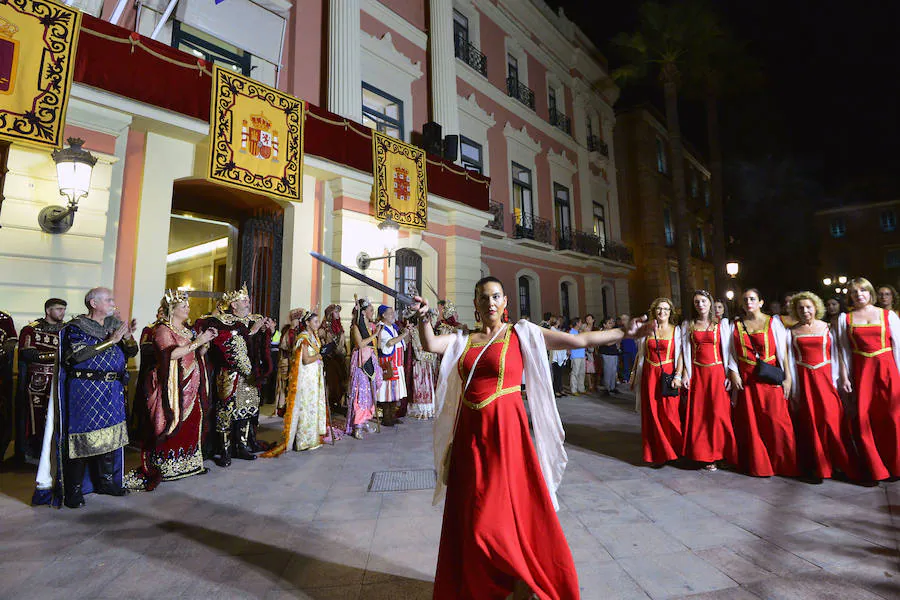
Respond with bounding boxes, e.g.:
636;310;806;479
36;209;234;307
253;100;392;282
487;200;504;231
506;77;536;110
512;212;552;244
603;239;635;264
549;108;571;135
587;135;609;157
454;36;488;77
557;227;636;265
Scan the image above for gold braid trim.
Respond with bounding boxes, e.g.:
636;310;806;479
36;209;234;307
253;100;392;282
81;27;213;77
261;341;304;458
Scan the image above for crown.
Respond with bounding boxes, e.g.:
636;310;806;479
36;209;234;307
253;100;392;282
0;18;18;39
222;282;250;305
163;288;189;308
250;112;271;131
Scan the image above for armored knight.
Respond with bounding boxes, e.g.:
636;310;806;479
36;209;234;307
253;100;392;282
0;309;17;460
15;299;67;463
197;284;274;467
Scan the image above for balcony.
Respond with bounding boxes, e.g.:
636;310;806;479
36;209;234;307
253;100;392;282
454;37;488;77
587;135;609;157
512;213;552;245
549;108;571;135
556;228;636;265
487;200;504;232
506;77;535;110
603;240;635;264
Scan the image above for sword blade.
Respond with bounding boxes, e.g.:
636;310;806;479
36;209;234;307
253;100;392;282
310;251;414;304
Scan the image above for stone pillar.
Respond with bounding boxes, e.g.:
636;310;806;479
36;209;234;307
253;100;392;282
429;0;459;136
327;0;362;122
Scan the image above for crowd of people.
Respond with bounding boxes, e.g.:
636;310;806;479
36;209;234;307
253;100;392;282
0;284;469;508
634;278;900;483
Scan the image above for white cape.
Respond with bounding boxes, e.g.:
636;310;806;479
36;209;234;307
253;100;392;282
431;320;567;511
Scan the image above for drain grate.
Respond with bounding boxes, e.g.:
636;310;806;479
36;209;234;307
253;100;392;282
368;469;436;492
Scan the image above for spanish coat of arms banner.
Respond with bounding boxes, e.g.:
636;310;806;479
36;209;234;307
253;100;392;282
207;64;304;202
372;130;427;230
0;0;81;149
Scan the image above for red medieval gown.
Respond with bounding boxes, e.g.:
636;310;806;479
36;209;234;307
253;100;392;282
640;332;682;464
433;327;580;600
683;325;737;464
732;317;798;477
847;310;900;480
791;329;857;479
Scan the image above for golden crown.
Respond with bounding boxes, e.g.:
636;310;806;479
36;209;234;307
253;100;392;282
250;113;271;130
163;288;189;307
222;283;250;305
0;18;18;39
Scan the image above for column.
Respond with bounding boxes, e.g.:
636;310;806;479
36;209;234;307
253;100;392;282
429;0;459;135
327;0;362;122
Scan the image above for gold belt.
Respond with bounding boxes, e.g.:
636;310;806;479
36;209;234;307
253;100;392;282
694;360;723;367
852;347;892;358
647;359;673;367
462;385;521;410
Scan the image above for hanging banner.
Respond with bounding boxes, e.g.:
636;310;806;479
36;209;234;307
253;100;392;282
207;64;303;201
0;0;81;149
372;130;427;230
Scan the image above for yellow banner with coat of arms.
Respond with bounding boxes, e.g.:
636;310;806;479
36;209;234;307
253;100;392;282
372;130;427;230
207;65;304;202
0;0;81;149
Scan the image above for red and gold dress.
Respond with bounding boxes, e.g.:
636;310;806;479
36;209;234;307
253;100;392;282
683;323;737;464
791;329;857;479
846;310;900;480
732;317;798;477
640;331;682;464
433;328;579;600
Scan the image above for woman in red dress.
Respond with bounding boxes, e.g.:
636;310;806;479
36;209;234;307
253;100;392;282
787;292;857;480
631;297;684;465
729;288;798;477
837;277;900;480
415;277;652;600
681;290;737;471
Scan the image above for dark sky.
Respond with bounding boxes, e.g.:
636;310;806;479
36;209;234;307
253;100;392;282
548;0;900;197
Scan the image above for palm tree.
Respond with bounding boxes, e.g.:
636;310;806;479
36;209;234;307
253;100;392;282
612;2;721;309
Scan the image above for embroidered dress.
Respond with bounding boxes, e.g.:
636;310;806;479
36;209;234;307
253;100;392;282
433;327;579;600
682;321;737;464
264;332;328;455
731;316;798;476
377;323;407;403
274;325;300;411
788;328;857;479
838;310;900;480
129;324;206;490
346;322;382;433
635;328;682;464
408;328;435;419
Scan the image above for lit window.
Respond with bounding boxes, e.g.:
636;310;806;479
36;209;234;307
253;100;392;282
172;21;251;76
830;218;846;238
690;169;699;198
656;137;667;174
663;206;675;246
697;226;707;257
593;202;606;246
704;178;711;207
554;183;571;239
507;54;519;83
881;210;897;232
459;136;483;173
361;83;403;140
511;162;533;229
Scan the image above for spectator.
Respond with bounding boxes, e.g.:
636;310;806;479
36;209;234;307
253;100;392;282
568;317;585;395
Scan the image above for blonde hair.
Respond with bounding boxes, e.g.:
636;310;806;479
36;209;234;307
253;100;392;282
790;291;825;321
649;297;676;323
847;277;877;307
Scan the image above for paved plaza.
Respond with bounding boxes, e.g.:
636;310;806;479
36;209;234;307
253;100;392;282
0;391;898;600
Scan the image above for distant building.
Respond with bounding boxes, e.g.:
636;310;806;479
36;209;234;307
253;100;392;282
615;107;716;314
815;199;900;293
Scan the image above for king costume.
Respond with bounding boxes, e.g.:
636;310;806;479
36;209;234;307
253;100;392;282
16;316;65;463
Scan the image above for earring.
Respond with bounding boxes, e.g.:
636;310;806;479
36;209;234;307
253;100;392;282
474;310;481;322
502;307;510;323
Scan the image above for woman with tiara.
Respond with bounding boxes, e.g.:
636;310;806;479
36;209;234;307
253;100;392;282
346;297;383;439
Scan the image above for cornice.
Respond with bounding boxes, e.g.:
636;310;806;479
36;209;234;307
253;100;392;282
458;93;496;128
503;122;542;154
361;31;423;80
547;147;576;173
360;0;427;50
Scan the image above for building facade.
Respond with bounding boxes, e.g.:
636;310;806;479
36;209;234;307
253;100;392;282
615;107;716;314
815;199;900;294
0;0;633;337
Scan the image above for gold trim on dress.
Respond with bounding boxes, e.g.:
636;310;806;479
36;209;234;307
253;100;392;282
737;316;774;366
849;309;890;357
68;422;128;458
792;332;831;370
462;386;521;410
692;322;723;366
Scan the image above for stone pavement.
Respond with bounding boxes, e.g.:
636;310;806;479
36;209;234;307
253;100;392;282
0;391;898;600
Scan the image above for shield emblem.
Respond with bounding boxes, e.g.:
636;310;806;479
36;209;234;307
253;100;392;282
0;18;19;95
393;167;410;203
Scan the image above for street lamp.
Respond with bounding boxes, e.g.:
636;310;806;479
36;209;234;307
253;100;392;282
838;275;847;285
356;217;401;270
823;277;832;286
39;138;97;234
726;261;740;278
725;290;735;301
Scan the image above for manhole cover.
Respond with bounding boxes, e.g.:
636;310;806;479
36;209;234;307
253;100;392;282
368;469;436;492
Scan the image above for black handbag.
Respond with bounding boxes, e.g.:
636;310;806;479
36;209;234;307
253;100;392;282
738;319;785;385
653;329;680;397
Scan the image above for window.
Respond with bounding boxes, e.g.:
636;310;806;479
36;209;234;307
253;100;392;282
507;54;519;83
453;10;469;47
663;206;675;246
518;276;531;319
560;282;571;321
548;87;557;115
553;183;571;239
459;136;483;173
669;269;681;308
704;179;711;207
172;21;251;75
697;226;707;257
690;169;699;198
881;210;897;232
830;217;846;238
586;118;594;140
394;249;422;310
511;162;533;226
656;137;668;174
361;83;403;140
886;249;900;269
593;201;606;246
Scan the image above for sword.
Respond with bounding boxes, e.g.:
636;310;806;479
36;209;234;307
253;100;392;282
310;251;415;304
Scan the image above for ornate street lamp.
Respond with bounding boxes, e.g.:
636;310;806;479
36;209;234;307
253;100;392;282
823;277;832;286
356;217;401;270
725;261;740;278
39;138;97;234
